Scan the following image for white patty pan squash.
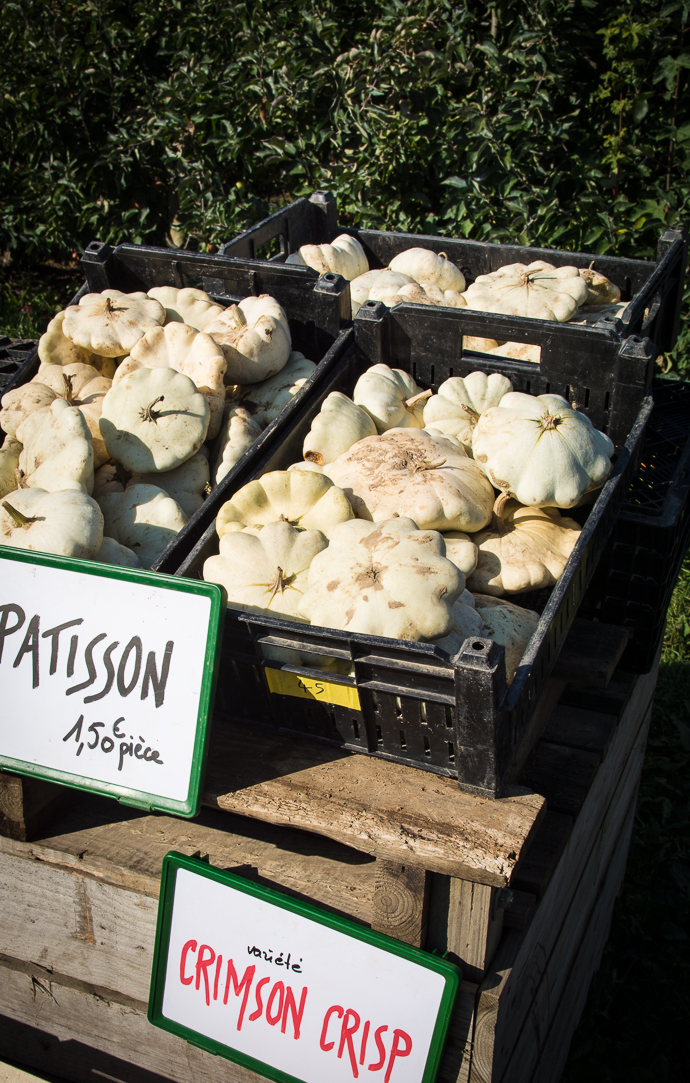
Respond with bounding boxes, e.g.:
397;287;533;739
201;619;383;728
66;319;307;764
298;517;463;641
205;295;292;384
99;367;210;474
204;520;329;621
0;381;58;438
216;469;354;539
463;261;588;322
442;532;479;578
579;267;621;306
472;392;614;508
93;535;140;568
431;592;488;656
303;392;377;466
285;234;369;280
117;321;227;439
147;286;225;330
0;437;22;499
240;351;316;428
328;428;495;533
130;449;210;518
34;363;112;468
38;310;116;376
473;595;540;685
467;497;581;595
1;487;103;559
423;372;514;450
62;290;165;357
349;269;461;316
353;364;428;432
16;399;94;494
388;248;466;294
213;407;263;485
98;483;187;569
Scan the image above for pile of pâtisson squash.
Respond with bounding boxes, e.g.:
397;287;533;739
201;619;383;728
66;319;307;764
286;235;626;363
203;365;615;682
0;286;318;568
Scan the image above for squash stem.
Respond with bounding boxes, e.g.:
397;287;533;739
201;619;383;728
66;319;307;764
405;388;432;409
140;395;166;423
62;372;75;405
491;490;512;534
2;501;40;529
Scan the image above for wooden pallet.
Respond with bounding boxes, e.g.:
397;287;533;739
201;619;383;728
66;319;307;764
0;624;655;1083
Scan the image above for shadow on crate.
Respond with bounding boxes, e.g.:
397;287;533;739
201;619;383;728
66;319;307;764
31;791;375;869
0;1012;171;1083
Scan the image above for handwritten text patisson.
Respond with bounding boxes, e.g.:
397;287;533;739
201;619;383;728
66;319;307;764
0;602;173;704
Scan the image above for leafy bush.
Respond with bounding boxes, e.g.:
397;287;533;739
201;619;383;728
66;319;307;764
1;0;688;357
2;0;688;259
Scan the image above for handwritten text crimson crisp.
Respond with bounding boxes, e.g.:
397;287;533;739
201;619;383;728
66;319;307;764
179;939;413;1081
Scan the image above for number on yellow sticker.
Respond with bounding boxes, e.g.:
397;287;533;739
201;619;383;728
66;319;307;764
265;668;361;710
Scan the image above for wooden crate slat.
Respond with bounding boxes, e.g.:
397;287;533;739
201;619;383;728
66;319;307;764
0;956;262;1083
500;787;639;1083
469;659;657;1082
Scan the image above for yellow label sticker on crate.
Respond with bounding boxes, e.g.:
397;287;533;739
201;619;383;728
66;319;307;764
265;668;361;710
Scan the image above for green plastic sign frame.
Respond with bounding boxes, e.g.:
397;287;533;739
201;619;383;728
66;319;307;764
148;852;460;1083
0;546;224;817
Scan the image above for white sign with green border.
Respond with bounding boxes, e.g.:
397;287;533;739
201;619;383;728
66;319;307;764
149;853;460;1083
0;546;224;817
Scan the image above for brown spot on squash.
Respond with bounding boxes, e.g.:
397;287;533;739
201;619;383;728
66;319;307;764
388;600;404;609
326;580;340;592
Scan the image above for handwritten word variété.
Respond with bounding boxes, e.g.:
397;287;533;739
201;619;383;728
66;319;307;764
0;603;173;707
321;1006;413;1082
63;714;163;771
246;945;302;972
180;940;307;1038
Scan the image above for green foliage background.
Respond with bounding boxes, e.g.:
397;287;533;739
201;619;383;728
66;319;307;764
2;0;689;262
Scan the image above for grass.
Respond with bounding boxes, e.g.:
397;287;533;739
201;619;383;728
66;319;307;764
564;557;690;1081
0;265;81;341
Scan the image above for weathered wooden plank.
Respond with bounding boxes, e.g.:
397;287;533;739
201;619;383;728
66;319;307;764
470;661;656;1082
0;795;376;922
372;860;430;947
0;772;72;842
542;704;617;756
509;812;574;899
519;743;601;817
438;981;479;1083
551;620;629;686
0;850;157;1004
203;722;546;886
0;957;262;1083
0;798;378;1006
559;669;635;718
499;889;536;931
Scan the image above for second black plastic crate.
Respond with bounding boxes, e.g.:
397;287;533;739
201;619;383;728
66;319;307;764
172;335;653;798
580;379;690;672
220;190;688;444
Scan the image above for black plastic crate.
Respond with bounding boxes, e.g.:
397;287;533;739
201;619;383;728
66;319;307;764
220;191;686;451
0;338;38;393
172;335;653;797
0;243;352;572
580;380;690;672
